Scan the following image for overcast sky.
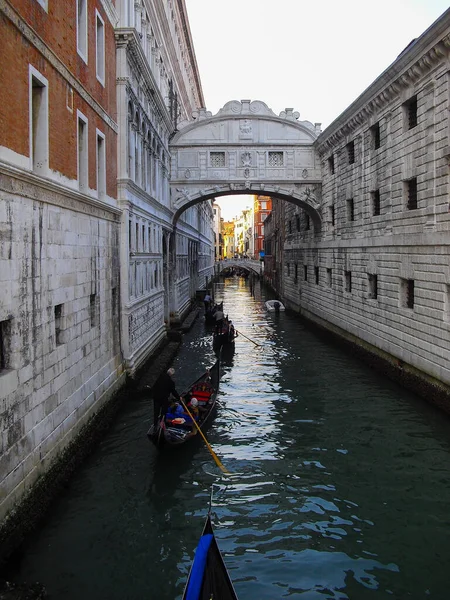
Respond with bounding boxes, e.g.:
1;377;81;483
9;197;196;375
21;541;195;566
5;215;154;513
185;0;449;220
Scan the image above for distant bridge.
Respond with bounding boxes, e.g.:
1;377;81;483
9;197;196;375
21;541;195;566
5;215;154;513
214;258;262;276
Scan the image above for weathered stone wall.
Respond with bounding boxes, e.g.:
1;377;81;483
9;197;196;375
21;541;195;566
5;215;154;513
0;182;124;522
279;12;450;397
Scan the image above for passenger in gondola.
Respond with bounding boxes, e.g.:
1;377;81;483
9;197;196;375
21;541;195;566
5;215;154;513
229;321;237;340
152;367;180;426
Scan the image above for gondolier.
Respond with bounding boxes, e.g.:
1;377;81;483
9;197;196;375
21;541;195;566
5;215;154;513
152;367;180;426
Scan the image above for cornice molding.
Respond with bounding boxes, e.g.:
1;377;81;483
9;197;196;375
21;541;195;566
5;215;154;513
99;0;118;27
316;17;450;155
115;28;173;133
0;162;121;221
0;0;118;133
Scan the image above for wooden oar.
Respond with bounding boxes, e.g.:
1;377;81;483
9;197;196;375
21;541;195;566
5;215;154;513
180;399;229;475
235;329;262;347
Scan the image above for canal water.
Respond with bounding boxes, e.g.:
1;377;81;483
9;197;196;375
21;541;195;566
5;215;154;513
9;277;450;599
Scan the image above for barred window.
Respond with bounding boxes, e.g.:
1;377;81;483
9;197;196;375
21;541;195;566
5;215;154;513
402;279;415;309
327;268;332;287
305;214;310;231
268;151;283;167
210;152;225;167
304;265;308;281
315;266;319;285
371;122;381;149
347;141;355;165
372;190;381;216
404;96;418;130
345;271;352;293
368;274;378;299
347;198;354;222
328;154;335;174
406;178;418;210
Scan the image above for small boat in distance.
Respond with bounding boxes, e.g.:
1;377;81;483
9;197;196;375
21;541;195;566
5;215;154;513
265;299;285;312
182;512;239;600
147;358;220;447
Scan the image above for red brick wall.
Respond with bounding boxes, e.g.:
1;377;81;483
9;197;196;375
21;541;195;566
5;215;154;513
0;1;117;197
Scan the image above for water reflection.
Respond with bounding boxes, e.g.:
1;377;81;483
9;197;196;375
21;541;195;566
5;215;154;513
9;276;450;599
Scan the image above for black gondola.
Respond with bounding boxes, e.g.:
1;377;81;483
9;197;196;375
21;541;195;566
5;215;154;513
213;317;237;349
182;512;239;600
205;301;223;325
147;358;220;447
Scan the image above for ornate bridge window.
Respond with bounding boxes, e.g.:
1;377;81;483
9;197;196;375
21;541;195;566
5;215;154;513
210;152;225;167
268;151;284;167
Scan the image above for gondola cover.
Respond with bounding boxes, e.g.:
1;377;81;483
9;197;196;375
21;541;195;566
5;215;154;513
183;514;239;600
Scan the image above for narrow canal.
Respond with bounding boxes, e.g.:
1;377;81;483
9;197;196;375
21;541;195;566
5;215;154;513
9;277;450;599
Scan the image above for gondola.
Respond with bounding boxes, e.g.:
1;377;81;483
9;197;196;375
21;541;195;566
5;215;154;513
205;301;223;325
147;358;220;448
265;299;285;312
182;512;239;600
213;317;237;349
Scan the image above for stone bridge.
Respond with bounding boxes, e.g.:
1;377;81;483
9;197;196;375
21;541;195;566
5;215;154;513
169;100;323;230
214;258;262;276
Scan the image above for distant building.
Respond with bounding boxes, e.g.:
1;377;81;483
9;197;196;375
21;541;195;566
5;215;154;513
234;206;253;257
222;221;235;258
212;201;223;259
254;195;272;259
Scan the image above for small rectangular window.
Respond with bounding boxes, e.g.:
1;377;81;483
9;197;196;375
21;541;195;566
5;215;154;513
96;10;105;84
77;111;88;191
368;274;378;300
268;151;284;167
346;198;354;222
288;220;292;234
305;214;310;231
402;279;415;309
77;0;88;62
315;266;319;285
304;265;308;281
406;178;418;210
30;68;49;173
347;141;355;165
294;263;298;282
326;268;332;287
372;190;381;216
135;223;139;251
0;319;12;371
296;214;300;231
371;122;381;149
328;154;335;175
96;130;106;197
210;152;225;167
404;95;418;130
287;263;290;277
329;205;335;227
345;271;352;293
55;304;63;346
90;294;97;327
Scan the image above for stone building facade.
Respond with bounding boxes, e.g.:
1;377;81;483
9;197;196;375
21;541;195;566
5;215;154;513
0;0;121;521
270;10;450;398
115;0;208;369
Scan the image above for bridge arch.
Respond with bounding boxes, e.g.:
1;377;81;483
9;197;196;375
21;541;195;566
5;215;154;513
170;100;323;231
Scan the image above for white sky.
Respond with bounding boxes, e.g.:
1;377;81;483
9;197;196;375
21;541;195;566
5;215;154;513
185;0;449;220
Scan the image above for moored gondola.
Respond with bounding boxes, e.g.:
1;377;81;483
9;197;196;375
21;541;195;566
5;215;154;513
147;358;220;448
183;512;239;600
205;301;223;325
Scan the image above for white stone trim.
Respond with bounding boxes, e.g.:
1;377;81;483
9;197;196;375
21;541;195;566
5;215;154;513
96;127;106;198
34;0;48;12
76;0;88;64
99;0;118;27
76;109;89;192
95;9;105;86
28;65;49;176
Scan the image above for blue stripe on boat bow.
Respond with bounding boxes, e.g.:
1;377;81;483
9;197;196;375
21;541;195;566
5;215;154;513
185;533;214;600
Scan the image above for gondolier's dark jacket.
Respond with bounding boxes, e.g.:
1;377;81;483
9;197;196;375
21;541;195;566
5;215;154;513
152;372;180;406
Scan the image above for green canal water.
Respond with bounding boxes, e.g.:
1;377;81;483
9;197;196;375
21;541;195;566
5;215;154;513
8;277;450;599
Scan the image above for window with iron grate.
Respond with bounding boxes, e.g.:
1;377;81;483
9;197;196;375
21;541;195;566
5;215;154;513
406;178;418;210
347;141;355;165
404;95;418;130
0;319;11;372
268;152;283;167
327;268;332;287
328;154;335;174
304;265;308;281
368;274;378;299
371;122;381;149
296;214;300;231
315;266;319;285
345;271;352;293
372;190;381;216
347;198;354;222
305;214;310;231
330;205;335;227
210;152;225;167
403;279;415;309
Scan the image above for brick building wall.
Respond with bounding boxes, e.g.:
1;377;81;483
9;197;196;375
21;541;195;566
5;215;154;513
0;0;121;522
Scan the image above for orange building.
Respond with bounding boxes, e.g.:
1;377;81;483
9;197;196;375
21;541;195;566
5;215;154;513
254;195;272;258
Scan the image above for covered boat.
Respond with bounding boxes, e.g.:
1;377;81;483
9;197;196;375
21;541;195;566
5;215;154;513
183;513;239;600
147;358;220;447
265;299;285;312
